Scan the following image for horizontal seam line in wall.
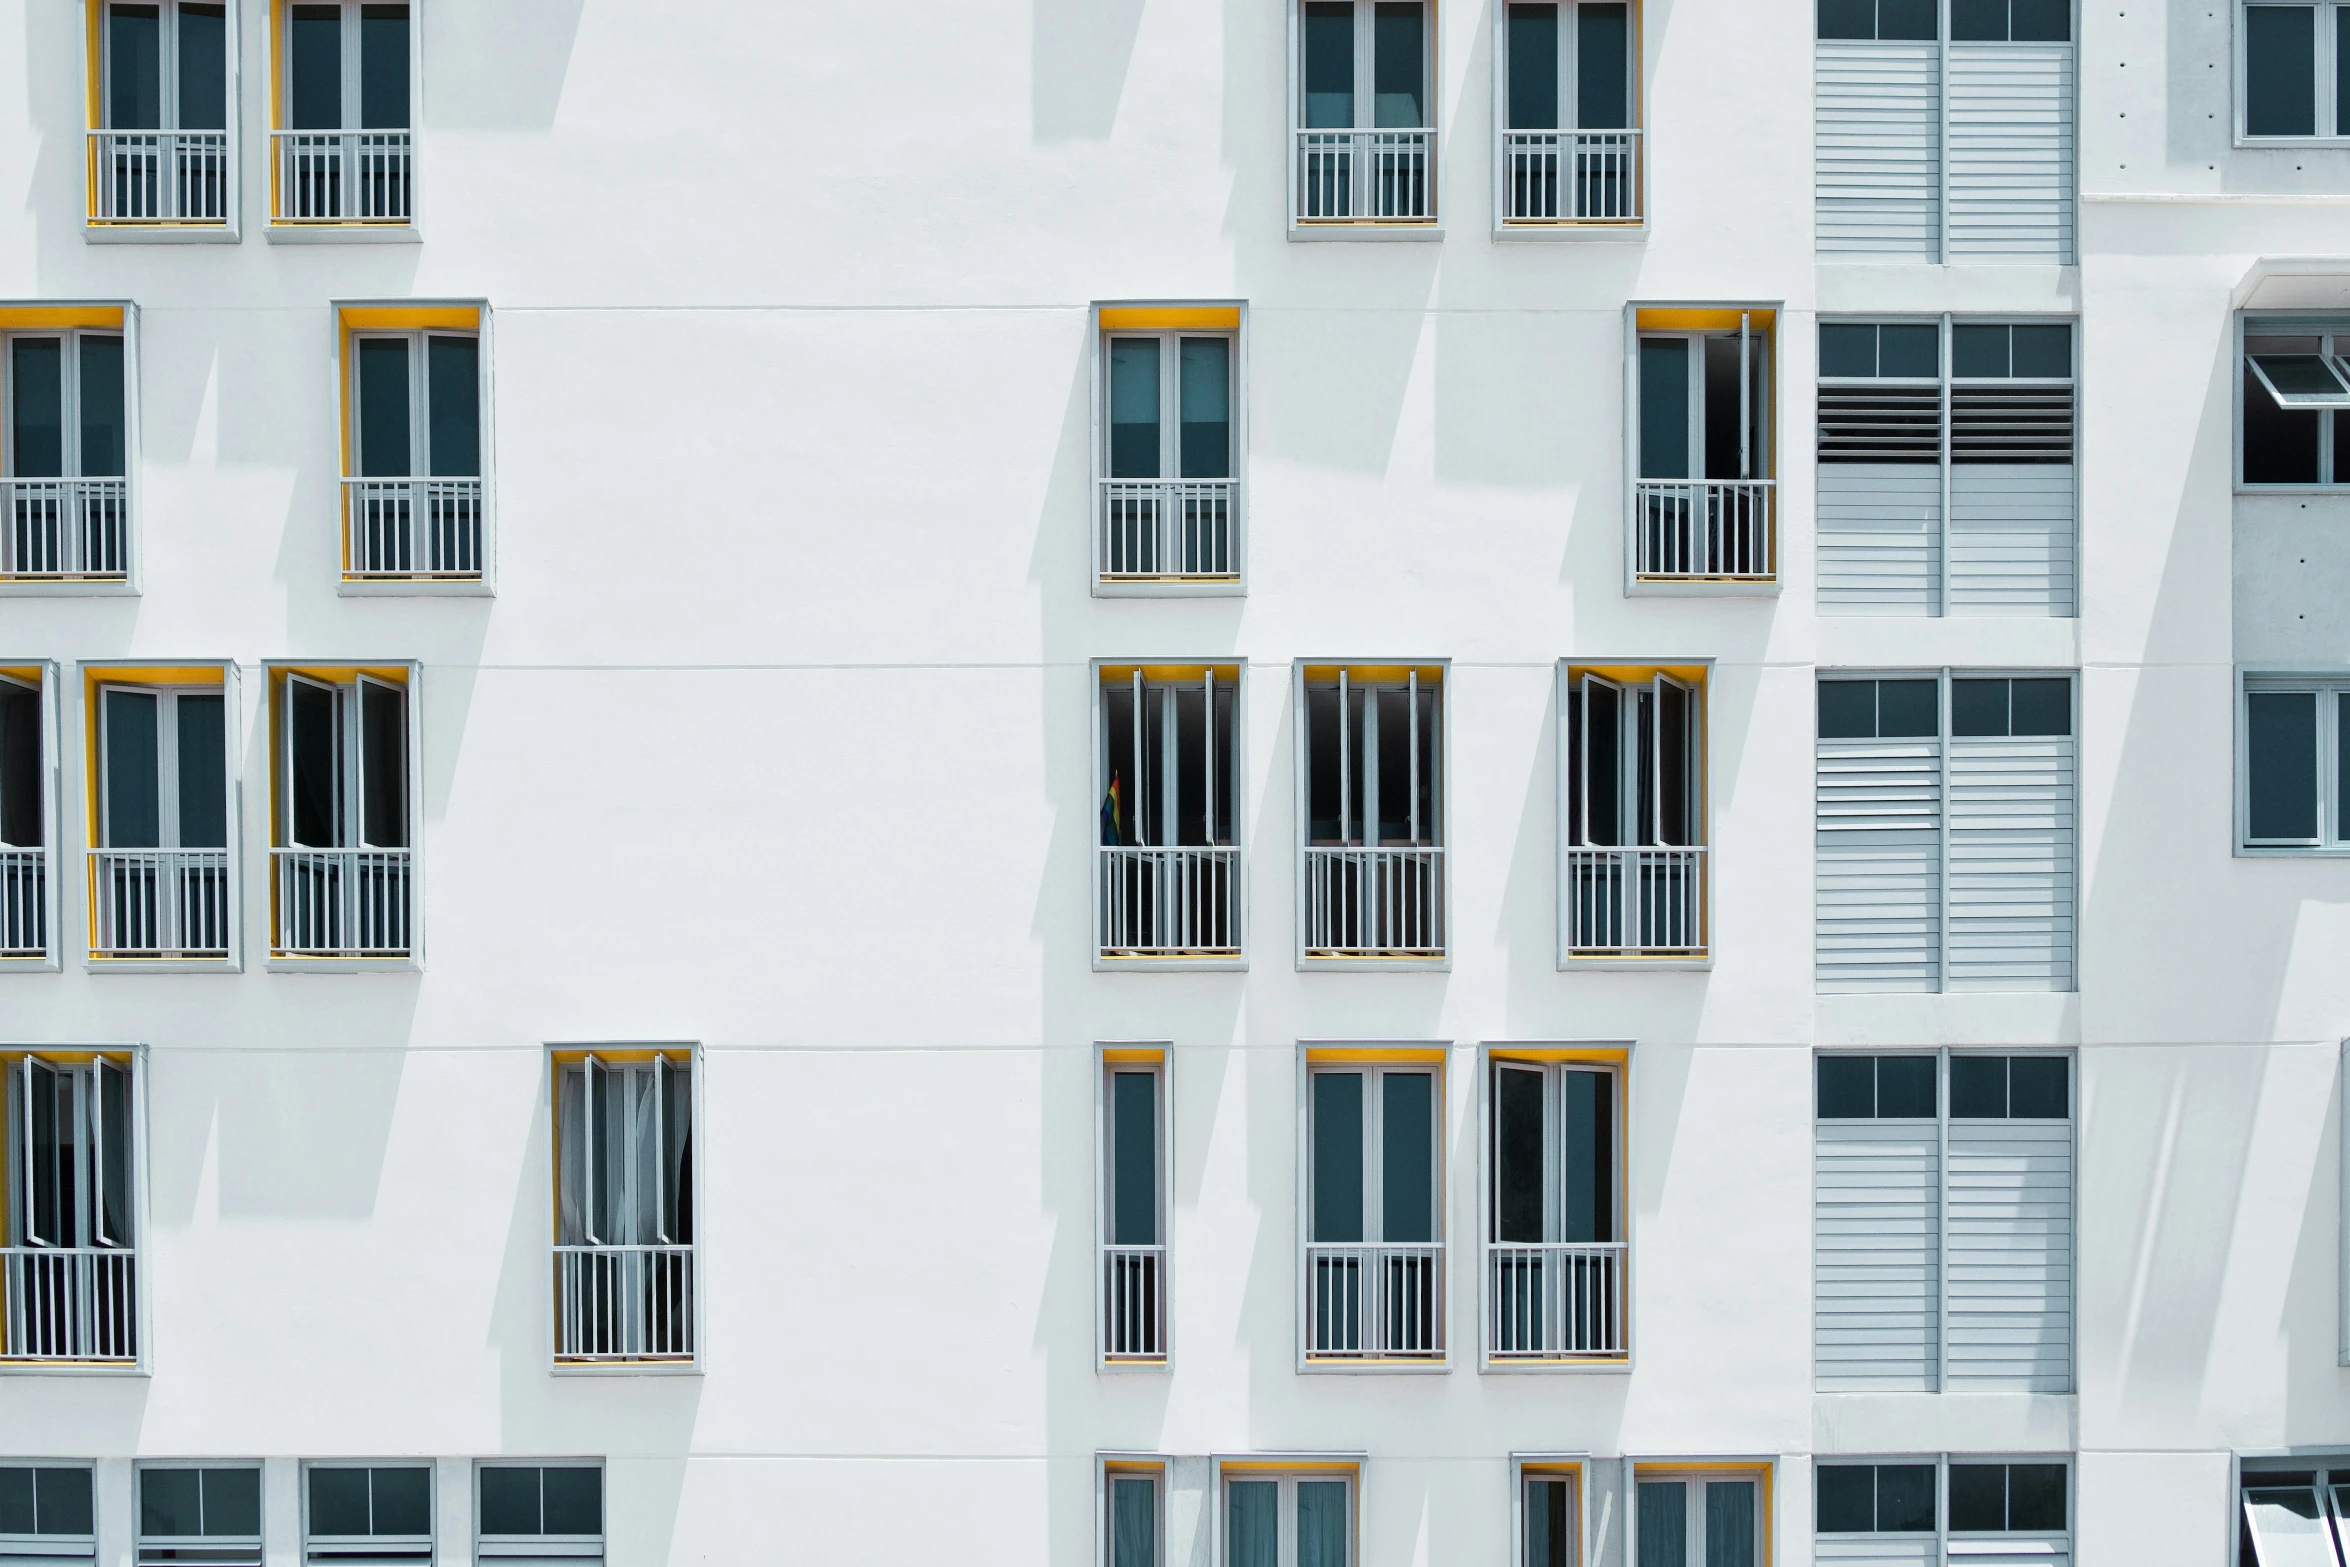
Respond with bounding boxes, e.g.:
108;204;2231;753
547;1446;2266;1462
184;660;2240;675
99;1040;2348;1054
2082;191;2350;204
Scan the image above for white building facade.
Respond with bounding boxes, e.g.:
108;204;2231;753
0;1;2344;1564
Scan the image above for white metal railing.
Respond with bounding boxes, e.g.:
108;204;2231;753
1099;479;1238;580
271;848;412;958
343;477;484;578
3;478;129;579
1488;1242;1626;1358
1567;845;1707;957
1099;845;1240;957
89;849;232;959
1634;480;1775;581
1502;130;1642;222
1306;1242;1444;1358
1296;128;1436;221
1103;1244;1165;1360
554;1244;694;1360
272;129;411;222
1303;846;1444;958
88;129;230;222
1;1247;137;1361
1;848;46;958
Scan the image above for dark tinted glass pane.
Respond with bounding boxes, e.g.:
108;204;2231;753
178;5;228;128
11;338;65;478
1951;1055;2009;1117
1111;1477;1156;1567
1494;1066;1545;1242
104;689;161;848
2340;16;2350;142
0;1470;32;1534
1880;0;1939;37
2012;325;2071;377
1298;1480;1349;1567
361;681;407;848
35;1469;92;1536
2245;360;2322;482
1707;1482;1756;1567
1818;0;1874;36
79;336;125;477
1111;1071;1157;1247
1947;1465;2006;1532
2007;1465;2067;1530
1107;338;1160;479
1583;678;1621;843
1879;324;1939;378
2340;693;2350;840
1951;0;2007;38
1817;680;1877;739
1381;1071;1434;1243
1304;3;1355;126
1508;5;1560;128
369;1466;431;1536
204;1469;260;1538
360;5;411;128
108;5;162;128
1312;1071;1365;1243
1953;324;2010;378
1951;679;2009;737
478;1469;539;1536
99;1062;131;1246
540;1468;600;1536
309;1468;371;1536
1877;1466;1935;1532
1562;1068;1612;1243
1637;1483;1686;1567
1373;3;1425;127
427;336;480;477
2247;7;2318;135
1528;1478;1573;1567
1820;323;1877;378
2011;678;2071;736
290;5;342;128
1703;337;1745;480
289;678;338;847
1878;679;1938;737
1178;337;1230;479
176;694;227;849
2248;690;2320;839
1229;1480;1279;1567
1817;1055;1876;1118
1877;1055;1937;1117
0;683;40;848
1639;339;1690;479
2009;1056;2069;1118
2012;0;2069;37
141;1469;202;1537
1816;1467;1875;1532
1578;4;1630;127
357;339;412;477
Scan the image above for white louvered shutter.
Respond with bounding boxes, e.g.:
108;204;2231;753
1947;468;2075;614
1945;733;2074;990
1815;1119;1941;1389
1820;1537;1939;1567
1819;468;1943;612
1816;42;1941;258
1946;42;2075;262
1945;1114;2073;1390
1816;735;1944;991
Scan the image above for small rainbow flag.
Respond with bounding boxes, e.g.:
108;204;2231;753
1101;770;1122;846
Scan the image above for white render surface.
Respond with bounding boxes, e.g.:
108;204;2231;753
0;0;2346;1564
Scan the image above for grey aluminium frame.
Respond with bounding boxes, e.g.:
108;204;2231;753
1290;658;1452;971
332;298;496;597
0;304;144;597
2233;0;2350;142
1088;303;1249;598
265;0;425;243
1094;1042;1175;1370
0;660;63;971
86;3;243;244
1284;0;1444;241
1210;1455;1367;1567
1097;1453;1173;1567
1620;301;1783;598
1488;0;1646;240
1555;658;1714;969
2232;665;2350;853
1511;1454;1595;1567
1089;659;1249;970
298;1459;436;1562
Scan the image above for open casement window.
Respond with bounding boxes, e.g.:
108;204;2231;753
1100;1051;1167;1363
1098;311;1240;586
341;310;485;582
137;1465;260;1567
1098;665;1241;961
1103;1463;1164;1567
2241;324;2350;485
1489;1055;1624;1361
0;1463;97;1564
302;1464;432;1566
1223;1466;1357;1567
91;679;232;960
1499;2;1640;224
271;666;413;960
3;1052;137;1364
1564;666;1707;959
475;1465;602;1567
1518;1463;1584;1567
2242;1467;2350;1567
3;328;129;582
2242;4;2350;136
2239;679;2350;849
1632;310;1775;583
0;672;49;961
1299;665;1444;961
1305;1055;1443;1362
1295;1;1437;224
555;1049;695;1363
273;0;412;223
1814;1053;2074;1392
1634;1471;1764;1567
90;1;233;225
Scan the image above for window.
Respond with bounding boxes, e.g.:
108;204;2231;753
475;1464;601;1566
1497;2;1641;224
1815;0;2074;261
1304;1051;1443;1362
1102;1461;1164;1567
1634;1469;1763;1567
1223;1464;1356;1567
3;322;129;582
554;1048;695;1364
1489;1053;1625;1361
268;662;416;962
1100;1048;1167;1364
1097;663;1242;962
137;1463;262;1567
1297;663;1444;962
2237;675;2350;849
273;0;412;224
0;667;53;964
1517;1460;1584;1567
338;304;488;585
1294;1;1436;226
1562;663;1708;959
303;1464;432;1565
2239;319;2350;486
1817;1459;2071;1566
1096;307;1242;589
2241;1462;2350;1567
0;1463;96;1564
2240;3;2350;137
3;1051;138;1364
1815;673;2076;993
1818;319;2077;615
89;667;236;962
1630;308;1775;584
90;1;233;227
1815;1053;2074;1391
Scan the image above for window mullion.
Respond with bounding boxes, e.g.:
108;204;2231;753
1936;1046;1951;1392
70;1068;91;1250
157;693;181;850
1544;1066;1563;1244
1940;314;1954;616
344;1;363;134
161;2;181;133
1937;668;1952;991
1561;2;1579;132
1362;1068;1383;1246
1356;0;1376;129
1161;333;1180;478
1161;679;1178;848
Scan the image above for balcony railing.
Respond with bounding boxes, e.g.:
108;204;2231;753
1;848;46;959
1634;480;1776;582
88;129;230;222
272;129;412;222
90;849;232;959
1103;1244;1165;1361
344;477;485;579
1305;1242;1444;1359
1567;845;1707;958
1;1247;137;1362
1488;1242;1626;1359
554;1245;694;1361
1303;846;1444;959
1501;130;1643;222
271;847;412;958
1099;479;1238;581
1099;845;1241;958
1296;128;1436;222
3;478;129;580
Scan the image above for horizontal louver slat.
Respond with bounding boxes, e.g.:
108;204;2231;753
1947;43;2075;261
1947;737;2074;990
1816;1122;1940;1389
1819;463;1943;614
1816;739;1943;990
1947;1119;2073;1390
1952;385;2074;463
1949;465;2076;616
1821;385;1946;461
1817;42;1942;258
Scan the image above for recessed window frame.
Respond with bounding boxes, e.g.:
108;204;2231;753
2233;669;2350;853
2235;314;2350;491
1514;1455;1589;1567
2237;1456;2350;1567
471;1460;603;1566
135;1460;263;1567
333;300;494;594
1557;659;1712;965
1292;660;1449;969
266;0;421;236
1815;1455;2073;1559
1491;0;1645;234
1216;1457;1362;1567
1091;660;1247;969
81;659;243;970
263;658;422;969
1296;1043;1449;1371
0;661;62;970
1624;303;1781;594
0;1460;98;1561
84;0;241;239
1628;1462;1772;1567
1096;1044;1172;1369
1098;1455;1168;1567
0;304;141;594
2;1045;150;1373
300;1460;435;1566
1480;1044;1633;1370
1091;304;1247;596
2235;1;2350;141
1288;0;1442;237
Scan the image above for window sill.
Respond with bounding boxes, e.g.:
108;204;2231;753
85;220;238;245
1625;575;1780;599
1289;221;1444;243
0;954;62;974
2236;843;2350;856
550;1357;703;1377
1100;1356;1170;1374
86;955;242;974
265;954;420;973
2234;486;2350;498
1299;1355;1451;1373
1561;952;1713;971
265;223;421;245
1297;954;1451;972
1495;219;1645;243
338;575;494;598
1481;1355;1632;1374
1095;952;1248;972
2232;135;2350;149
0;576;137;597
1093;576;1247;599
0;1359;147;1376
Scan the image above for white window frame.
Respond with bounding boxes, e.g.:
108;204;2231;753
1286;0;1442;237
2235;670;2350;853
1557;660;1712;966
1626;1464;1770;1567
471;1460;604;1565
1291;661;1450;969
1214;1460;1361;1567
1295;1046;1448;1370
0;1459;97;1560
335;300;494;595
1096;1045;1172;1368
1513;1456;1589;1567
2236;1;2350;141
346;327;483;480
267;0;422;238
1490;0;1644;235
1091;661;1248;969
87;0;243;240
2236;316;2350;492
0;662;61;970
0;316;141;593
1098;1456;1170;1567
87;663;244;971
1;329;128;482
1814;1455;2075;1564
133;1460;264;1567
265;660;422;969
299;1460;435;1565
1479;1045;1633;1368
1090;304;1248;596
1621;301;1781;596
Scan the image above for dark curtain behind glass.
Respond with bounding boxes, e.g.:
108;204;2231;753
1380;1070;1433;1243
1509;5;1558;128
1303;3;1355;126
1112;1070;1157;1246
11;339;65;478
178;5;228;128
1311;1071;1364;1242
2248;6;2317;135
79;337;126;478
106;5;162;129
359;5;411;128
1639;339;1688;479
175;695;227;848
102;690;160;848
1579;4;1630;127
0;683;42;849
289;5;343;129
427;336;480;477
